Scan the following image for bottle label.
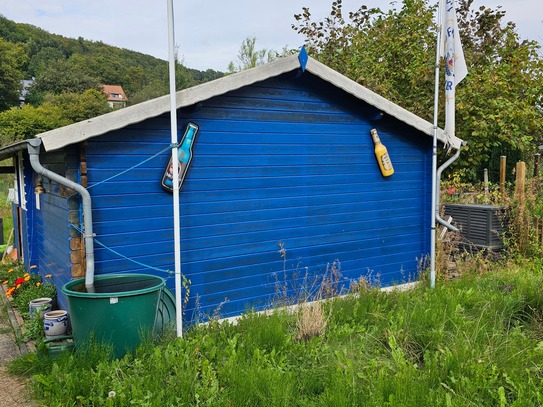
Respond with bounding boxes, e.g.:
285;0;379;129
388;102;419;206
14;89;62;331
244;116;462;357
381;153;393;171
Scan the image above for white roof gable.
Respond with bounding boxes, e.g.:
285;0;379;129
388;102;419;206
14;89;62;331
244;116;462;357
38;54;461;151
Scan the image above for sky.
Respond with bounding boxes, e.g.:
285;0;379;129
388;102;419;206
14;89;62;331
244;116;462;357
1;0;542;72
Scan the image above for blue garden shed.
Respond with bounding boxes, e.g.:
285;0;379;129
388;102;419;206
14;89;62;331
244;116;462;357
1;53;461;322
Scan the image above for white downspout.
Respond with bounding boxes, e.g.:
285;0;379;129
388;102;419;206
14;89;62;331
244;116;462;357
26;138;96;291
435;143;465;230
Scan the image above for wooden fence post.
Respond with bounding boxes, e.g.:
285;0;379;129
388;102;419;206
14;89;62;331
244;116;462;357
515;161;528;251
515;161;526;206
500;156;507;204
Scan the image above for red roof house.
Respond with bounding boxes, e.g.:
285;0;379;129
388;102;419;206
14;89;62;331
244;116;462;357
101;85;128;108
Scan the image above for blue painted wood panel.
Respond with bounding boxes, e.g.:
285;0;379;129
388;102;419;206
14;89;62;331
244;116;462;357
28;150;76;310
85;71;432;322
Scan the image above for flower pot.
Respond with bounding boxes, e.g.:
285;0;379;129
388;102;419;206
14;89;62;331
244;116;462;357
43;310;69;338
29;297;53;319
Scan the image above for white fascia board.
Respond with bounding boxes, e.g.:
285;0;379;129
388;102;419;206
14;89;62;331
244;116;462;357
38;53;462;152
304;58;463;149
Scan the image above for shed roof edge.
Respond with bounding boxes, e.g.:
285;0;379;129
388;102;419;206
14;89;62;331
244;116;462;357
32;53;462;151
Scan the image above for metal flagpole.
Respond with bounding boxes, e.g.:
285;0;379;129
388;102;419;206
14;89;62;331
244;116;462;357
166;0;183;337
430;0;444;288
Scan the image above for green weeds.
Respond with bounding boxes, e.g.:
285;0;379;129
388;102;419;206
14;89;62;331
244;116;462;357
6;261;543;406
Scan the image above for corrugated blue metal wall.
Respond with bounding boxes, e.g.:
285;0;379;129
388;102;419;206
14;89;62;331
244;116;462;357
85;72;432;321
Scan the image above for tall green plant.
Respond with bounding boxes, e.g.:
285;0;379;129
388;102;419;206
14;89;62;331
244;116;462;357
293;0;543;183
15;265;543;406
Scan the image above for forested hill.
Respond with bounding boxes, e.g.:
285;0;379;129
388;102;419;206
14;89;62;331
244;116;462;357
0;15;224;107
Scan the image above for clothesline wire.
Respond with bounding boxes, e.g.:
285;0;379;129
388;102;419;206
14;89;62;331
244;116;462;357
87;142;177;189
69;222;174;276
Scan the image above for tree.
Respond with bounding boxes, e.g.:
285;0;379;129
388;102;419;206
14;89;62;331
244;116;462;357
27;46;65;77
228;37;294;73
0;103;69;144
29;58;100;98
1;16;226;108
128;79;169;106
44;89;111;123
293;0;543;182
454;1;543;180
0;90;111;144
0;38;27;111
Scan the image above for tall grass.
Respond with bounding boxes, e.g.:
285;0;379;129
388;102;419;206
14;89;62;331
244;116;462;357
8;261;543;406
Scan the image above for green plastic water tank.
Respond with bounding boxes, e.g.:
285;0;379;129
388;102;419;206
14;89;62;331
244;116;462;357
62;274;165;358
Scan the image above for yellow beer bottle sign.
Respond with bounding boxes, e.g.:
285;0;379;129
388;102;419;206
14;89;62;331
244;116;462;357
370;128;394;177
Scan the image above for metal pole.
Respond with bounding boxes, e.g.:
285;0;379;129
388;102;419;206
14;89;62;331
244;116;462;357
167;0;183;337
430;0;444;288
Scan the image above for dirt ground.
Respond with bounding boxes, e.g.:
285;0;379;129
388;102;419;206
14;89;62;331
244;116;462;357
0;295;37;407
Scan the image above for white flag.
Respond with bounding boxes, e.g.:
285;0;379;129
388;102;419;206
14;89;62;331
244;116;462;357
441;0;468;141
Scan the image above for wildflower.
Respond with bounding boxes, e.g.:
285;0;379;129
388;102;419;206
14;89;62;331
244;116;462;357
36;282;41;287
6;287;15;297
2;280;8;285
108;391;116;398
16;284;21;289
29;265;37;269
45;274;52;278
7;268;13;273
15;277;24;285
24;274;31;282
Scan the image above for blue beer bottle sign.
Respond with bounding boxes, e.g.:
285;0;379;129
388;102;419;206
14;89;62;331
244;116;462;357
161;122;199;192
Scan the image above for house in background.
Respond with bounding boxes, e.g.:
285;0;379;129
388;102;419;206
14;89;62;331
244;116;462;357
101;84;128;109
0;51;462;323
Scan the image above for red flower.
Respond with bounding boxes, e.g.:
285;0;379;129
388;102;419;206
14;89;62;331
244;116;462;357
15;277;25;285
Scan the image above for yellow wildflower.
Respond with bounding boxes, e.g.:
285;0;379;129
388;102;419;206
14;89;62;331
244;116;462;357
7;268;13;273
36;282;41;287
24;275;31;282
2;280;8;285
